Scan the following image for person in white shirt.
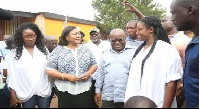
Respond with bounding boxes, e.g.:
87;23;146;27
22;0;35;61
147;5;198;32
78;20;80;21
85;28;111;108
125;16;182;108
85;28;111;68
6;22;51;108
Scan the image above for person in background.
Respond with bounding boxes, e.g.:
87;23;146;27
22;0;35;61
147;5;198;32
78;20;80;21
44;35;58;53
123;0;144;48
85;28;111;108
162;15;190;67
0;8;13;108
162;14;191;108
170;0;199;108
95;28;136;108
124;96;157;108
1;36;15;82
0;35;12;63
161;14;191;108
6;22;51;108
46;26;98;108
125;16;182;108
44;35;58;106
80;31;87;44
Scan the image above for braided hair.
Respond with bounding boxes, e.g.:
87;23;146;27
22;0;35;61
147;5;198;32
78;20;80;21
14;22;48;60
132;16;170;83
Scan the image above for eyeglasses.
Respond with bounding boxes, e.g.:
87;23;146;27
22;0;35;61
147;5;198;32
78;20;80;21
90;33;99;36
110;39;124;43
24;34;37;40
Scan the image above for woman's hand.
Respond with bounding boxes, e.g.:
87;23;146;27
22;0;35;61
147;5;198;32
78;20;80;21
79;72;91;81
67;74;79;83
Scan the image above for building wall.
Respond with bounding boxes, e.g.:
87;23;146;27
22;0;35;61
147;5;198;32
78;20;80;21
67;22;96;42
45;17;96;42
44;18;65;40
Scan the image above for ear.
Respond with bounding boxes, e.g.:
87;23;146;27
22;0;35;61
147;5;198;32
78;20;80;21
149;27;154;34
188;5;195;15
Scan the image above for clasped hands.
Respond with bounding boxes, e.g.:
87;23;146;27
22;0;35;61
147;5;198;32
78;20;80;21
68;72;91;83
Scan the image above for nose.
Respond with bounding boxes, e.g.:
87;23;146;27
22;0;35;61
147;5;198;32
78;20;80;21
136;30;139;36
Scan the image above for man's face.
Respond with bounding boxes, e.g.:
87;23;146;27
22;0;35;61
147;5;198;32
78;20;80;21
109;34;126;53
161;15;175;32
90;31;101;43
46;39;57;52
126;22;137;39
170;0;192;31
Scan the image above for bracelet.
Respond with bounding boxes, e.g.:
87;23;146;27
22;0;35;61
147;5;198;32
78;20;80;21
61;73;65;80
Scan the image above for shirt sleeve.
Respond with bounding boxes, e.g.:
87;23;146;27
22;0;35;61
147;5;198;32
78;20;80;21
88;47;97;66
95;56;105;93
46;47;60;70
165;47;182;83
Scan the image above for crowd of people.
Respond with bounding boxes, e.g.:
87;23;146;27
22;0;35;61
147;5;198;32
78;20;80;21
0;0;199;108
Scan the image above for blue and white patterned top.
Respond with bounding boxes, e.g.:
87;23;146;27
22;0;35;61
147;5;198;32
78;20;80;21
46;45;97;95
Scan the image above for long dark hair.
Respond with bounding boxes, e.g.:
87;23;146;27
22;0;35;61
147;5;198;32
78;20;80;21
14;22;47;60
132;16;170;82
58;26;77;46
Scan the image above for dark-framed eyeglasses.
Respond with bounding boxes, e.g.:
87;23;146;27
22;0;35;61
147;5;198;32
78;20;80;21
24;34;37;40
90;33;99;36
110;39;124;43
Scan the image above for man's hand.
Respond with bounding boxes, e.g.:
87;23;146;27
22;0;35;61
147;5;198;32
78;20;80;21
94;93;101;106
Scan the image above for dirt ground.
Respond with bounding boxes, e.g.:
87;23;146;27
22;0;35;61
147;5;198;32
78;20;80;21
50;95;58;108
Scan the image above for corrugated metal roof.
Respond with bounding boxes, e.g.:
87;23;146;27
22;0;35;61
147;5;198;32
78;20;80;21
10;10;97;25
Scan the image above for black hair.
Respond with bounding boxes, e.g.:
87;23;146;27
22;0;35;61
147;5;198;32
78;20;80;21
58;26;77;46
176;0;199;7
127;20;139;25
124;96;157;108
14;22;47;60
80;31;85;38
106;29;111;36
5;36;14;49
132;16;170;84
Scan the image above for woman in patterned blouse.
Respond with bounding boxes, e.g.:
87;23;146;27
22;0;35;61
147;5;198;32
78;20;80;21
46;26;98;108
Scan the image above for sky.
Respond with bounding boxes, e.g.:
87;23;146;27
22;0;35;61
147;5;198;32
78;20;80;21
0;0;172;21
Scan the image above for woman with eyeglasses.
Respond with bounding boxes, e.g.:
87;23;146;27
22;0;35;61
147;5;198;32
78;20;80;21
125;16;182;108
6;22;51;108
46;26;98;108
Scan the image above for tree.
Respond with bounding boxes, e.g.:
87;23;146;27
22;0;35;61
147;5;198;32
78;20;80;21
92;0;166;31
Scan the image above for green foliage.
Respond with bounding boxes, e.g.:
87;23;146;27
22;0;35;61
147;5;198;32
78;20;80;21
92;0;166;30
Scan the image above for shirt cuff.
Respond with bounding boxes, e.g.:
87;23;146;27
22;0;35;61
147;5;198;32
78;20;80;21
165;73;182;83
95;88;101;93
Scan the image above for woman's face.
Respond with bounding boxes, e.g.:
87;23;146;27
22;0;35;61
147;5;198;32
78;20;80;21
136;22;151;41
66;28;81;45
22;29;37;47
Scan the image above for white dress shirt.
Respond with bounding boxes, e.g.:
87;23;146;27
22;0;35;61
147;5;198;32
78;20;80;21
6;46;51;102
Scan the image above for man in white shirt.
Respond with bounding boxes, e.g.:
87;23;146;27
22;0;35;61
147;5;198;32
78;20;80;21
84;28;111;108
85;28;111;76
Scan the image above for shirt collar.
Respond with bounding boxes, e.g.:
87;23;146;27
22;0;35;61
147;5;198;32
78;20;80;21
191;36;199;44
110;44;134;53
